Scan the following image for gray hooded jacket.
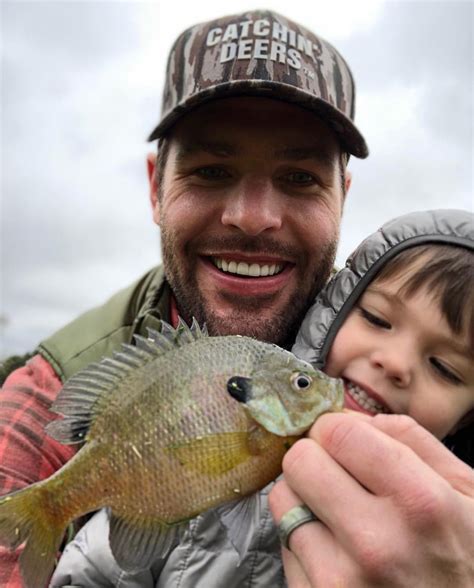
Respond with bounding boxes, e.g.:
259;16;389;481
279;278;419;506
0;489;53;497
50;485;285;588
51;209;473;588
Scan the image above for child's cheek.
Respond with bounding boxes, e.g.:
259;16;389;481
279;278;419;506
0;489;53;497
323;347;341;378
322;312;359;379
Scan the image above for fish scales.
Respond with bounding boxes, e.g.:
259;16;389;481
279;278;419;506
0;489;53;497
0;320;344;587
87;337;284;520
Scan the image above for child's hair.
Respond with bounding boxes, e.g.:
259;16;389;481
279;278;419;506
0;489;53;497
374;244;474;350
372;243;474;466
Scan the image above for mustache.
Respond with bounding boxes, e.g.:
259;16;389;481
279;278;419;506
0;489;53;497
188;234;303;261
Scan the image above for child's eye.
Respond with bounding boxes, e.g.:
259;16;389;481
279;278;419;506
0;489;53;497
359;307;392;329
430;357;464;385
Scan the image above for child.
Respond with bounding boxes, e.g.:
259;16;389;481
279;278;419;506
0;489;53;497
293;208;474;465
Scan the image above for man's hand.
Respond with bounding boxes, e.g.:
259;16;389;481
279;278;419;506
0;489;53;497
269;412;474;587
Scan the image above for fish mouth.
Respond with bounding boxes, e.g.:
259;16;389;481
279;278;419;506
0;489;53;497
209;255;290;278
343;378;392;415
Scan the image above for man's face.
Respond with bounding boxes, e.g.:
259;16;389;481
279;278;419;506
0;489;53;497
150;97;347;346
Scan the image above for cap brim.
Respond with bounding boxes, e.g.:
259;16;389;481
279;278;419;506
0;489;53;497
148;80;369;159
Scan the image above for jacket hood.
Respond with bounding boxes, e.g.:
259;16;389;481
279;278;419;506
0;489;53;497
293;209;474;368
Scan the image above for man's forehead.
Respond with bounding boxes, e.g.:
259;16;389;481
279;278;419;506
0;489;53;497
173;137;337;166
170;96;340;149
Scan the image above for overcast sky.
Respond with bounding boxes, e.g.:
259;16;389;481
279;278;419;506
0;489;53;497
1;0;473;357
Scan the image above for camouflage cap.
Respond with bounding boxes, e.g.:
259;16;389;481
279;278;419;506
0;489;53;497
148;10;368;158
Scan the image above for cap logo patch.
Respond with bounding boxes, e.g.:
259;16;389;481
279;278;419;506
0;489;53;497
206;19;320;71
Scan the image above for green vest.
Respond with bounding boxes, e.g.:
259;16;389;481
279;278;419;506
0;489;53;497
38;266;170;383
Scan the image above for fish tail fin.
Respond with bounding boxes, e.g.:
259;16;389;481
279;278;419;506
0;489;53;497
0;485;67;588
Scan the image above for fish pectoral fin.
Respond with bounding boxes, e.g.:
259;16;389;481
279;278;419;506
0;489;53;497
165;432;251;476
109;509;185;572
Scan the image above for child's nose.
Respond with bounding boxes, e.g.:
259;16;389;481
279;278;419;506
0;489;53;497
370;347;413;388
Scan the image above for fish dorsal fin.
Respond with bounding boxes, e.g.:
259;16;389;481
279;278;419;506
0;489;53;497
46;317;207;444
109;509;185;572
146;316;208;348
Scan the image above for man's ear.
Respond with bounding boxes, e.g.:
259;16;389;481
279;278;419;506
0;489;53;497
338;169;352;218
344;170;352;200
147;152;160;225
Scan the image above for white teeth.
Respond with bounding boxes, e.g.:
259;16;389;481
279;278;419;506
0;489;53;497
346;381;388;414
212;257;283;277
237;262;249;275
249;263;260;277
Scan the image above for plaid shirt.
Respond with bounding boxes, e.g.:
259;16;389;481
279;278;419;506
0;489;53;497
0;354;77;588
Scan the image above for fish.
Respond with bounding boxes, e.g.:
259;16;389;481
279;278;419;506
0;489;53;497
0;318;343;587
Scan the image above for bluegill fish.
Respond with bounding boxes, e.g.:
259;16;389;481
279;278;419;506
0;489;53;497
0;319;343;587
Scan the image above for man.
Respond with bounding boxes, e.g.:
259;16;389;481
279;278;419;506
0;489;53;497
1;10;472;587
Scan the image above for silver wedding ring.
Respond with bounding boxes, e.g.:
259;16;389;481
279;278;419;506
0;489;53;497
278;504;319;549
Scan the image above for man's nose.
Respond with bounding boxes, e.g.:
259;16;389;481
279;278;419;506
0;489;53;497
221;179;283;236
370;345;413;388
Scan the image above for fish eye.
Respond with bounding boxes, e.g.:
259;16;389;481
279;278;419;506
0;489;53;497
291;373;313;392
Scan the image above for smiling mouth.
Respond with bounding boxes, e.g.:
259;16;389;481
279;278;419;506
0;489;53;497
211;256;285;278
345;379;391;415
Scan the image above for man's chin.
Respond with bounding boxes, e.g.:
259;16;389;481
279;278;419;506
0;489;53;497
206;313;270;338
170;276;318;347
200;306;300;347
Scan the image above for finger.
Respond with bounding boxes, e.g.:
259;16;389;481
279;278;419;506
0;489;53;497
308;412;456;499
361;414;474;496
278;437;392;557
269;478;317;542
268;478;297;515
268;480;313;587
269;480;353;587
281;548;312;588
278;434;410;571
312;412;473;496
280;436;376;532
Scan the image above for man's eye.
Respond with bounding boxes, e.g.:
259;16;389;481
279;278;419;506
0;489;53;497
359;307;392;329
284;171;316;185
195;167;230;180
430;357;463;385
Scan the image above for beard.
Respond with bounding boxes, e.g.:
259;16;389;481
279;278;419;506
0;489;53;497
159;220;338;349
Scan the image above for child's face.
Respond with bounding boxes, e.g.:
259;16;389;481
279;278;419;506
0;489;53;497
325;271;474;440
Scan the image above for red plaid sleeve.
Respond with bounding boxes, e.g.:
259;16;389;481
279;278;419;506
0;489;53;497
0;355;78;588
